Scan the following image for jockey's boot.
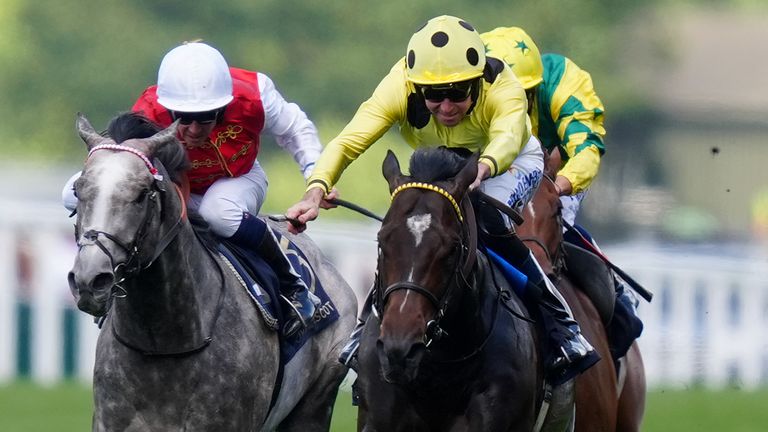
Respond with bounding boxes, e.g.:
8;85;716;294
563;224;644;360
516;253;601;385
484;228;600;385
232;213;321;338
608;277;643;360
475;203;599;384
339;318;366;369
339;285;374;370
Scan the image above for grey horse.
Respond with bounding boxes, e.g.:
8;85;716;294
67;113;357;431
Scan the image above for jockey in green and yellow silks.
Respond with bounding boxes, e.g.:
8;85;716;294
483;27;606;226
483;27;643;361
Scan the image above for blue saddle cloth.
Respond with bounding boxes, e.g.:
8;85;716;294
485;248;529;298
218;232;339;364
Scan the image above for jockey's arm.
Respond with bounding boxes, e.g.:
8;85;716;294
259;73;323;180
553;175;573;197
286;62;404;232
551;62;606;194
305;63;404;194
478;67;531;177
558;145;601;194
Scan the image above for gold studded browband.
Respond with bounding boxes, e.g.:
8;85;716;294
390;182;463;222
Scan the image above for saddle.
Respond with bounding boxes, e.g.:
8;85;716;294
563;241;644;362
562;242;615;326
218;235;339;363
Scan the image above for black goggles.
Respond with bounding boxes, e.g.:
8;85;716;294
419;79;476;103
169;108;223;125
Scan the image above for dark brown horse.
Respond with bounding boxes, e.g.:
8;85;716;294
516;151;646;431
354;148;575;432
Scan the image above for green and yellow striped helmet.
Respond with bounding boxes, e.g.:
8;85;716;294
482;27;543;89
406;15;486;85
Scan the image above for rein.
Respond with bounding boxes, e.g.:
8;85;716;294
519;173;561;272
77;145;186;299
380;182;482;352
83;145;226;356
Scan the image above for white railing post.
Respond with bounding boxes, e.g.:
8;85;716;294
0;228;15;383
30;229;66;385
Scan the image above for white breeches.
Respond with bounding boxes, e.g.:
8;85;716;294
62;161;269;238
559;189;588;227
189;160;269;237
479;135;544;228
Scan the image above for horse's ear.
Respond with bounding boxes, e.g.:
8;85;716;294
546;147;563;178
142;119;180;156
76;112;107;150
449;152;479;198
382;150;405;193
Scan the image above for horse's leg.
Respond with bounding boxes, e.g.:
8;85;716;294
357;404;368;432
568;289;618;432
615;342;646;432
465;384;537;432
277;360;349;432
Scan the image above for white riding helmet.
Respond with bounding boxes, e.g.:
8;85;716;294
156;42;234;112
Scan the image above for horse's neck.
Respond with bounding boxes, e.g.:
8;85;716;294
111;223;223;354
436;266;489;351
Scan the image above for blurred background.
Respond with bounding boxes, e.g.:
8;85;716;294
1;0;768;430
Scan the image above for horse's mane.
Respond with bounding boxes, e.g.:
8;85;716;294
408;146;471;182
107;112;191;179
105;112;217;249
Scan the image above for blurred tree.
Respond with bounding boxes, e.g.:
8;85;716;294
5;0;763;230
2;0;662;165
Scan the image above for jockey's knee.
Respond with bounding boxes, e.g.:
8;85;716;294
197;199;248;238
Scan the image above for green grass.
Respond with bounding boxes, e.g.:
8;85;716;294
643;387;768;432
2;381;768;431
0;381;93;431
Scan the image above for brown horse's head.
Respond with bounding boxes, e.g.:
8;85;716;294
375;148;476;384
517;148;564;276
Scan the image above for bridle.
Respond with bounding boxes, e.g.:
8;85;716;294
378;181;477;348
519;173;564;274
75;144;186;294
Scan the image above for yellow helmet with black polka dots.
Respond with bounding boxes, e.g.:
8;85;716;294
481;27;543;89
406;15;486;85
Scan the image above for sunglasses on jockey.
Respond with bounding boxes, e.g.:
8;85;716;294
418;78;477;103
169;107;225;125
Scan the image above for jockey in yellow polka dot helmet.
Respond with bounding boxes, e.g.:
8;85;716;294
289;15;600;386
405;15;486;85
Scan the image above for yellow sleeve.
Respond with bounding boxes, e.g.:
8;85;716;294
558;145;601;193
306;61;409;193
476;68;531;176
548;57;605;193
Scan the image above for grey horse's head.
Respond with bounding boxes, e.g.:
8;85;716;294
67;113;179;316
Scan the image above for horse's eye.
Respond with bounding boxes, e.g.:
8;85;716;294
72;178;83;198
134;188;149;204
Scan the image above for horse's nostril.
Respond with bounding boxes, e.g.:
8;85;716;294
92;272;115;293
67;272;77;292
406;343;426;362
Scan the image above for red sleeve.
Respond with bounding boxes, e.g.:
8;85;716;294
131;86;173;126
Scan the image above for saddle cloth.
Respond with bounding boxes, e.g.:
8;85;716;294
218;231;339;364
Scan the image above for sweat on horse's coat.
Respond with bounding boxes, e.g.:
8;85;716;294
67;112;356;432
